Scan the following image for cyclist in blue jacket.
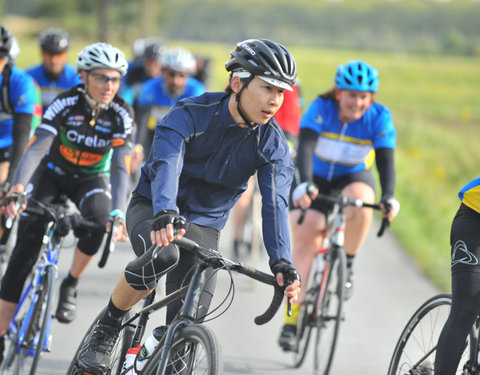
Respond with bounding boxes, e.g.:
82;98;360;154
0;24;39;190
26;28;82;111
434;177;480;374
135;46;206;157
75;38;301;374
279;60;400;350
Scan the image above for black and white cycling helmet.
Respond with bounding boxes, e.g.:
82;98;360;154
9;36;20;62
39;28;70;54
161;47;196;73
0;24;13;58
225;38;297;91
76;42;128;76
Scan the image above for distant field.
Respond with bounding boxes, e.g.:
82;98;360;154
13;32;480;291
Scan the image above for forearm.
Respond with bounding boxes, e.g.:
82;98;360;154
110;145;131;210
7;113;33;183
375;147;396;198
296;128;318;183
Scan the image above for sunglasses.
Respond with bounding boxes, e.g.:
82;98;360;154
89;72;122;85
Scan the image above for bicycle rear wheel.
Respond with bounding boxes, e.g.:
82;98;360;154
0;267;54;375
387;293;471;375
313;246;346;375
66;307;136;375
142;323;221;375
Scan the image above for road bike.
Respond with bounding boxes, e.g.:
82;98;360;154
388;293;479;374
67;235;288;375
291;192;388;375
0;194;112;375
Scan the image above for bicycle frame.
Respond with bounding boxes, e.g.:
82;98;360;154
8;220;60;357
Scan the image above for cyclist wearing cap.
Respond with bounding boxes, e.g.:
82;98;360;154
0;42;133;359
26;28;81;110
0;24;40;192
135;46;206;157
278;60;400;351
73;38;301;374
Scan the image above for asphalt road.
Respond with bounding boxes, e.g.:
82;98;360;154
28;217;439;375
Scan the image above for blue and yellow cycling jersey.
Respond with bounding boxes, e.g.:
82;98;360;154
26;63;82;110
459;177;480;213
301;97;396;180
137;76;206;129
0;65;37;149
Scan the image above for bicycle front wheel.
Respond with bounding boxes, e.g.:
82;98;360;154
143;323;221;375
1;267;54;375
387;293;470;375
313;246;346;375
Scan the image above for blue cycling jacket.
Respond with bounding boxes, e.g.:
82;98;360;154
301;97;396;181
26;63;82;110
135;92;295;266
0;66;37;149
459;177;480;213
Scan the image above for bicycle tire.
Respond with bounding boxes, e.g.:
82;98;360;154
291;255;323;368
66;307;136;375
387;293;470;375
0;267;54;375
313;246;346;375
142;323;221;375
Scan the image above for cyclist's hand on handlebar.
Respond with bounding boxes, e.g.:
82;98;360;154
380;195;400;222
106;210;128;243
292;182;318;210
150;210;187;247
2;185;27;218
272;259;301;304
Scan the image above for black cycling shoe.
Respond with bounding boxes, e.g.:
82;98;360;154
55;281;77;323
77;322;120;375
278;324;297;352
344;267;354;300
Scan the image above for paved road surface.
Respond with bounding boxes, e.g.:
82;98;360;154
29;218;438;375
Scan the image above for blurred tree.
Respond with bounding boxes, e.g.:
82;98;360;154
98;0;111;42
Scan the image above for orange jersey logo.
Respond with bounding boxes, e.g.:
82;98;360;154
59;145;103;166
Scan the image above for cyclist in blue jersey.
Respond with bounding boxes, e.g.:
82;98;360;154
0;24;39;191
74;38;301;374
278;60;400;350
0;42;133;363
135;46;206;158
434;178;480;374
26;28;82;111
119;37;166;107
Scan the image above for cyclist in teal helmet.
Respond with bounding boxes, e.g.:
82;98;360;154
279;60;400;351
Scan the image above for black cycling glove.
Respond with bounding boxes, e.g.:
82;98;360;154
271;259;301;286
151;210;187;232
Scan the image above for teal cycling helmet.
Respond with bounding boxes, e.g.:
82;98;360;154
335;60;379;92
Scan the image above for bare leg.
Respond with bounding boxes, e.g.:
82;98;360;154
111;273;151;311
0;299;17;336
69;247;95;279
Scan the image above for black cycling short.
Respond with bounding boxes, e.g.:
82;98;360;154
435;203;480;374
0;146;11;163
125;192;220;323
295;170;376;216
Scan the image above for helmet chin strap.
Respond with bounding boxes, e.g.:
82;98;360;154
79;82;108;126
235;75;258;129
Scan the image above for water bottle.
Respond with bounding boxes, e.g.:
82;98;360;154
122;345;141;375
135;326;167;371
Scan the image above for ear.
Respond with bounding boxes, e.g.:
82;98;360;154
80;70;88;85
230;75;243;94
334;88;342;102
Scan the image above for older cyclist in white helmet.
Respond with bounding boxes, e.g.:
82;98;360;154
0;43;133;359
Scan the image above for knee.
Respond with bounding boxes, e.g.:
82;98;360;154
124;244;180;290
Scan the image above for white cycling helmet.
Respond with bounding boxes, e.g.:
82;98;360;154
76;42;128;76
161;47;196;73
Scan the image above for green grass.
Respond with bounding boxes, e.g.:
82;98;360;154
11;26;479;292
